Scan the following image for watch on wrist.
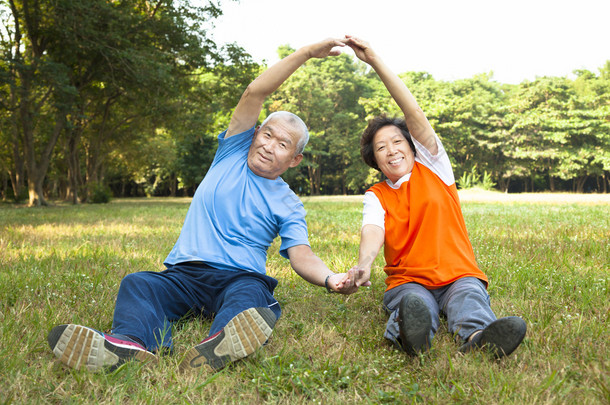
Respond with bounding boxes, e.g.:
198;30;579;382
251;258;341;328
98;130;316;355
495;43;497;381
325;274;335;293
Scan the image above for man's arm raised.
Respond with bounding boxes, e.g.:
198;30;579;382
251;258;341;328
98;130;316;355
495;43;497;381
226;38;347;138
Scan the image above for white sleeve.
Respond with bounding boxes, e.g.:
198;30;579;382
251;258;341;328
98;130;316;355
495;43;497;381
362;191;385;231
412;134;455;186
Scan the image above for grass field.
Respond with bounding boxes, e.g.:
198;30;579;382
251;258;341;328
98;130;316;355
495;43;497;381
1;192;608;404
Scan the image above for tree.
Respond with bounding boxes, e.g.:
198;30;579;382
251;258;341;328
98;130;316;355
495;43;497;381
571;65;610;192
0;0;228;205
0;0;75;205
507;73;610;193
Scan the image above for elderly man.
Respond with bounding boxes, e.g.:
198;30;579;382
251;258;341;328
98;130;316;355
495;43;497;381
47;37;366;373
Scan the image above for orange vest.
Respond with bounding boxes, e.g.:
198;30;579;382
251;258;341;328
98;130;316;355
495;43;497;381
368;162;488;291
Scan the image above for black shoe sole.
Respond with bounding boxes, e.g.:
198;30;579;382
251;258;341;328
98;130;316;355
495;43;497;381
398;294;432;355
479;316;527;358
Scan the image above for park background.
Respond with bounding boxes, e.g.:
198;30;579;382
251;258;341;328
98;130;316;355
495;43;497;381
1;0;610;206
0;1;609;403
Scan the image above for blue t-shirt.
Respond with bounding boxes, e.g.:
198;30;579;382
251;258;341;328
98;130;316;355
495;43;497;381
163;127;310;274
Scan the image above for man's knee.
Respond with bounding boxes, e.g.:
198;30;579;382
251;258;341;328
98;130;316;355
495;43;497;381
224;276;270;302
117;271;161;298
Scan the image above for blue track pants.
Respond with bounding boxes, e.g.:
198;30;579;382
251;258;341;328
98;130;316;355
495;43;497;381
111;262;281;351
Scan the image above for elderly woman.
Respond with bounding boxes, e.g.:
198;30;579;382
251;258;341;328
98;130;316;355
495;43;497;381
344;35;526;357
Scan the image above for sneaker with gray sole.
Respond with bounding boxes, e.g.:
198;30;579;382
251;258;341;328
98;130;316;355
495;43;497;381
459;316;527;358
179;307;276;373
47;324;157;372
398;293;432;355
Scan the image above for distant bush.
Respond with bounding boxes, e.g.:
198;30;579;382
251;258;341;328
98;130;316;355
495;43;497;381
4;187;29;203
457;165;496;190
90;182;113;204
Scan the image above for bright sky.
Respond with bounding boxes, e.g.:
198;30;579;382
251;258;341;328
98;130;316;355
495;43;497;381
209;0;610;84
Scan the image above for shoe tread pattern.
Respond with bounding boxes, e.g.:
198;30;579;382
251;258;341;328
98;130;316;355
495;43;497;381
179;307;275;373
48;324;156;371
398;295;432;355
480;316;527;358
48;324;113;371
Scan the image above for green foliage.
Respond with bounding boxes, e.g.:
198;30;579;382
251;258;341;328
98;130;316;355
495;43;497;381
457;165;496;190
0;0;609;199
504;73;610;192
0;0;242;203
89;182;112;204
3;183;28;203
167;45;260;191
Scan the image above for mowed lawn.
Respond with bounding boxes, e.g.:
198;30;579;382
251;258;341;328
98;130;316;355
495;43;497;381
0;192;608;404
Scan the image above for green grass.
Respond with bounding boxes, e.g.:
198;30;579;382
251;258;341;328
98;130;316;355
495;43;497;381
1;195;608;404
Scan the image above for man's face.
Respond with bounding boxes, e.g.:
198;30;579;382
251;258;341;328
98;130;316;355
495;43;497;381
247;118;303;180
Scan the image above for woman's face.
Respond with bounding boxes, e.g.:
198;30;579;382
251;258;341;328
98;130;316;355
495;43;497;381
372;125;415;183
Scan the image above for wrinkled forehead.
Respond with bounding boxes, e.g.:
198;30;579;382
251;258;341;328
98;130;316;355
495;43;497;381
262;117;303;143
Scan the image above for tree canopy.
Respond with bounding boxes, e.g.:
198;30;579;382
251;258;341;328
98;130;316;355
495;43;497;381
1;1;609;204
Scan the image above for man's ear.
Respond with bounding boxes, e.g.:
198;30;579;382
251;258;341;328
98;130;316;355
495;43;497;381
289;153;303;168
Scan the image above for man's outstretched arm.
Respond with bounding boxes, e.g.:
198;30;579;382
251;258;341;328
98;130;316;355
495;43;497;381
226;38;347;138
287;244;369;295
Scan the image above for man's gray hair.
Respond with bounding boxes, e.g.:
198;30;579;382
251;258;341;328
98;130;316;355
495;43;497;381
260;111;309;155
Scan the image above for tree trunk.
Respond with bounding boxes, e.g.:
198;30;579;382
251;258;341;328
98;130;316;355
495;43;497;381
169;173;177;197
65;127;83;204
1;172;7;200
307;158;322;195
9;166;25;201
314;169;321;195
9;72;25;201
84;95;117;201
27;170;47;206
9;136;25;201
21;102;66;206
497;176;510;193
85;141;101;202
13;44;67;206
575;176;587;193
307;165;315;195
